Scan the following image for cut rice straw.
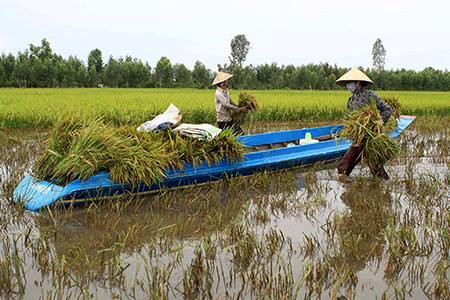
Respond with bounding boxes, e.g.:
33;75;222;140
34;117;244;187
338;101;400;172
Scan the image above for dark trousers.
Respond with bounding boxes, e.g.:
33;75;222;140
337;143;389;180
217;121;244;135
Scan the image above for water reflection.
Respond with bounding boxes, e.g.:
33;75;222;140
1;122;448;298
334;180;393;273
36;183;246;275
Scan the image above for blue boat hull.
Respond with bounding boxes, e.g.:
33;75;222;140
13;116;416;211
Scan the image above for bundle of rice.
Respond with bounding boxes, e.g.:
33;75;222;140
34;116;101;182
34;118;244;187
232;92;259;124
50;121;112;182
339;102;400;172
382;95;401;132
238;92;259;111
162;129;244;169
162;130;208;169
382;95;401;119
364;134;399;171
204;129;245;163
108;128;172;187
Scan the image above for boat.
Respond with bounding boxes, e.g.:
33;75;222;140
13;116;416;211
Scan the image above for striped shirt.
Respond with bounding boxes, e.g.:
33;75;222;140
215;88;241;122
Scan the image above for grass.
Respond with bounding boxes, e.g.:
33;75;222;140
0;88;448;128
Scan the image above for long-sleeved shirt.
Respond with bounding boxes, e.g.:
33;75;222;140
347;89;392;124
215;87;241;122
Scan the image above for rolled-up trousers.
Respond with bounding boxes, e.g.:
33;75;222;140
337;143;389;179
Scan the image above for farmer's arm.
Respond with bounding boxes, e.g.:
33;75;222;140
216;92;241;113
371;91;392;124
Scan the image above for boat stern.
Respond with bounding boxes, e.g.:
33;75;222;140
13;175;66;211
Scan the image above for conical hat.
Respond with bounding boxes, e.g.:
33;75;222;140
336;68;374;86
212;71;233;85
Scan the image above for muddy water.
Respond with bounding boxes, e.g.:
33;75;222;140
0;120;448;299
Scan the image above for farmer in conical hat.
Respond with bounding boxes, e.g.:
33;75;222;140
212;71;247;134
336;68;392;180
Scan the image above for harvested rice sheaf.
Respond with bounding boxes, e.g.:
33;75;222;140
382;95;401;131
34;116;101;182
33;117;244;187
232;93;259;124
382;95;401;119
108;128;171;187
339;102;400;172
238;93;259;111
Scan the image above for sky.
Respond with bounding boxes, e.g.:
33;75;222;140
1;0;449;71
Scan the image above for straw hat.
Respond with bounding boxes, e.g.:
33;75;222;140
336;68;374;86
212;71;233;85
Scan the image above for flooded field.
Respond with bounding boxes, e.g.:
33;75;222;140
0;118;448;299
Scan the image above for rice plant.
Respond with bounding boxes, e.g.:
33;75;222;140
338;102;400;172
0;89;448;128
33;117;244;186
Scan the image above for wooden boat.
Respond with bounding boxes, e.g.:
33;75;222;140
13;116;416;211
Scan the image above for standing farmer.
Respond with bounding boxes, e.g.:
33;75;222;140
212;71;247;134
336;68;392;180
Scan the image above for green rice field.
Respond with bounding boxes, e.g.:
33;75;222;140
0;88;448;128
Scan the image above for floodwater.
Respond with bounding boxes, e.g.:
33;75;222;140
0;119;448;299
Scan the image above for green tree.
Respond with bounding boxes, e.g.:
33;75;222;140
192;61;211;88
28;38;54;87
0;53;16;86
87;49;103;87
88;49;103;73
372;38;386;71
1;38;450;90
173;63;192;87
283;65;297;89
51;54;66;87
256;63;283;89
154;57;173;87
66;56;86;87
103;56;122;87
13;51;31;87
122;57;151;87
229;34;250;67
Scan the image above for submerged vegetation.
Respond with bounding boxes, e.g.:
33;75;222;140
34;116;244;186
0;117;448;298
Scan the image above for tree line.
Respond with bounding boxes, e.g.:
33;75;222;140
0;39;448;90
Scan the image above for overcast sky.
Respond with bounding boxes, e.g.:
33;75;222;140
1;0;449;71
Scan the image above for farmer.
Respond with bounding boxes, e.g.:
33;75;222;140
336;68;392;180
212;71;247;134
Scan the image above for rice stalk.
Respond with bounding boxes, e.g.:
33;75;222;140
238;92;259;111
232;92;259;124
33;118;244;187
339;102;400;172
382;95;401;131
382;95;401;119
